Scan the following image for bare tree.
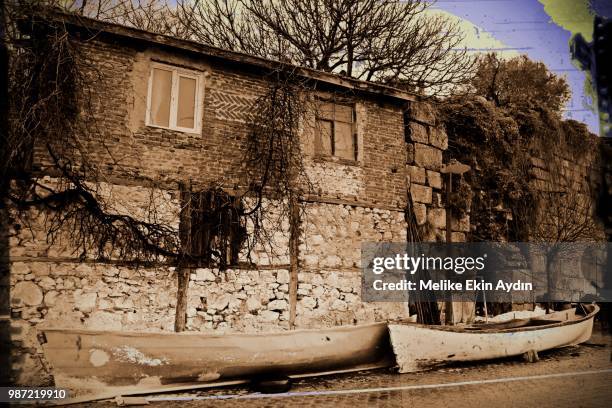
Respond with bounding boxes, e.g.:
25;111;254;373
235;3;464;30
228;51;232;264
10;0;177;33
174;0;475;95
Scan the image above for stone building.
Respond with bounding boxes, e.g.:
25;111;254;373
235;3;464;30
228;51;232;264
5;11;457;384
5;8;610;388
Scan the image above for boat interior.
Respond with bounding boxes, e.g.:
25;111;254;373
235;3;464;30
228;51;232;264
392;304;598;333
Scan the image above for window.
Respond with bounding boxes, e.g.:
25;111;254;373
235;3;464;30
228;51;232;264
146;63;202;133
180;188;246;270
315;101;357;161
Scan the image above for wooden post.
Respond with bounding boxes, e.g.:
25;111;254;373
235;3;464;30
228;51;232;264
441;161;471;326
174;182;191;332
446;172;453;245
174;268;189;332
444;172;454;325
288;195;300;329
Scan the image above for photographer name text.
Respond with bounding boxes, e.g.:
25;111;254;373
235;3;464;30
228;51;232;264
372;279;532;292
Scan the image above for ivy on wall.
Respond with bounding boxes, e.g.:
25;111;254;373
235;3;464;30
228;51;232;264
439;96;601;243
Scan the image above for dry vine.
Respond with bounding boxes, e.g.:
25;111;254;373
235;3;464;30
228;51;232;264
3;4;313;270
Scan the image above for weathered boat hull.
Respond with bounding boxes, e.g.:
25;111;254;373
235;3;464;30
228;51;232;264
40;322;392;394
388;305;598;373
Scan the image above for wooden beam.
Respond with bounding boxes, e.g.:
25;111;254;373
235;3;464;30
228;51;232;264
288;195;300;328
175;182;191;332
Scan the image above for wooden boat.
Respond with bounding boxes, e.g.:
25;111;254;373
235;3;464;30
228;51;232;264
388;304;599;373
39;322;393;396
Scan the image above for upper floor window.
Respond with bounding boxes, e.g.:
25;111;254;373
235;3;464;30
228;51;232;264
146;63;202;133
315;101;357;161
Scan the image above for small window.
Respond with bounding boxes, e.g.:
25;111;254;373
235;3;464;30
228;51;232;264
146;63;202;133
315;102;357;161
180;188;246;270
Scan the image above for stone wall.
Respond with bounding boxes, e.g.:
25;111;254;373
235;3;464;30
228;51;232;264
6;28;452;386
526;137;607;302
404;102;462;242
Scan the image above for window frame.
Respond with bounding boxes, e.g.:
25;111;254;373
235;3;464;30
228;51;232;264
145;62;203;134
314;100;358;162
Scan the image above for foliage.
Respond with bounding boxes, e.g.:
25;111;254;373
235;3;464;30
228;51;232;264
439;94;601;243
471;53;571;114
440;96;534;242
3;6;183;261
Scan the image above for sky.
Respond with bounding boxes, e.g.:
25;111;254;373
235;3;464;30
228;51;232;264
431;0;612;135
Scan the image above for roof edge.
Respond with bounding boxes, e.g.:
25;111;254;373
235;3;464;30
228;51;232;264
31;8;417;103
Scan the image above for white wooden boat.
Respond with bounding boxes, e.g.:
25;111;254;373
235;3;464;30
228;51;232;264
39;322;393;395
388;304;599;373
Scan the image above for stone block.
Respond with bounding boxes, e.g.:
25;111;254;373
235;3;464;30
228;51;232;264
98;298;113;310
44;290;59;307
11;262;29;275
38;276;56;290
529;166;550;181
407;165;426;184
208;293;230;310
426;170;442;189
276;270;290;284
75;263;94;275
408;122;429;143
312;286;325;298
114;297;135;310
321;255;342;268
409;101;436;125
246;297;261;312
413;203;427;226
268;299;288;311
530;156;546;169
259;310;280;322
30;262;50;276
414;143;442;170
429;127;448;150
103;267;119;277
427;208;446;229
74;292;97;313
194;268;216;282
12;282;43;306
410;184;432;204
300;296;317;309
331;299;348;311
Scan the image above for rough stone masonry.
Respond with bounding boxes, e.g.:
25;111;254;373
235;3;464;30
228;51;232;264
5;13;460;386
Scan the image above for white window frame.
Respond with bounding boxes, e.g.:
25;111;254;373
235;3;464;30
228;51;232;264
145;62;203;133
